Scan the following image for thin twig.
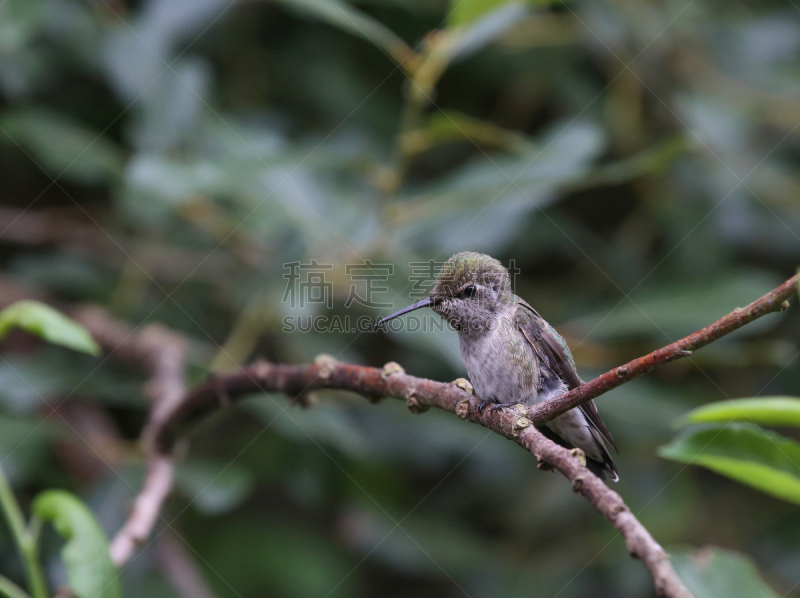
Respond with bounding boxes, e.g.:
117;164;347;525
524;273;798;423
108;454;176;567
68;308;188;567
0;278;189;568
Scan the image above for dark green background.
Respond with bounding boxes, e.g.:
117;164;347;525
1;0;799;596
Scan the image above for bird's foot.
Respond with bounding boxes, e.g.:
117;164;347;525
490;401;523;414
569;448;586;467
452;378;474;394
475;400;493;414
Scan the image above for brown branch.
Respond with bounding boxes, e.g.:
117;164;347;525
526;273;798;423
520;428;686;597
0;279;188;568
151;274;797;454
140;275;795;596
3;273;796;597
68;308;189;567
146;357;691;597
109;454;176;567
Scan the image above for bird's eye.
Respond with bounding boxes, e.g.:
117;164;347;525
461;285;477;298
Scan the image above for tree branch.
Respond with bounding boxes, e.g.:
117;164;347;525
141;275;794;597
67;308;189;567
526;273;798;423
146;357;692;596
0;277;190;568
520;428;686;597
151;274;797;454
2;273;796;598
0;276;190;568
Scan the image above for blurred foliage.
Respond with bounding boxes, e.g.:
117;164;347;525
0;301;100;356
32;490;121;598
0;0;799;596
672;547;781;598
0;303;116;598
662;396;800;506
681;396;800;427
661;423;800;506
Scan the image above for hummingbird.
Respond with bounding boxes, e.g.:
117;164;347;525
379;252;618;481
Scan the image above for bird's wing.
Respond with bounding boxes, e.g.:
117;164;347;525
515;300;618;451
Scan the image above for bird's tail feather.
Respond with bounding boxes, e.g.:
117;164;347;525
537;425;619;482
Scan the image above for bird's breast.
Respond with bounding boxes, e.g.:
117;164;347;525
458;323;538;404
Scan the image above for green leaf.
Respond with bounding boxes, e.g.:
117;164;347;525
31;490;121;598
567;135;689;191
448;0;518;29
448;0;560;29
397;120;605;252
0;301;101;356
671;547;780;598
445;2;529;62
682;397;800;428
0;573;31;598
659;423;800;505
0;0;47;55
272;0;413;65
0;109;124;184
408;109;529;154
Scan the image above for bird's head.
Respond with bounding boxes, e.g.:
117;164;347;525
379;252;514;334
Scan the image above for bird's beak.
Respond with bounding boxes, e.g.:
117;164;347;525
378;297;437;324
